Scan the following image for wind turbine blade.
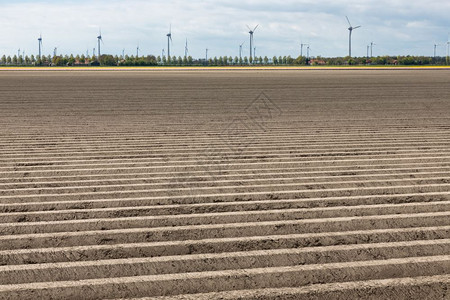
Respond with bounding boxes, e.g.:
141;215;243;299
253;24;259;32
354;25;361;29
246;25;251;31
345;16;352;27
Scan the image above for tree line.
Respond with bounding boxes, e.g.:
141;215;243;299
0;53;448;66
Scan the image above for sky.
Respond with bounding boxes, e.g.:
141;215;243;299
0;0;449;59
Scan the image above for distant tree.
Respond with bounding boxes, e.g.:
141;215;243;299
12;55;17;65
287;56;294;65
177;56;182;65
239;57;243;65
218;56;224;65
294;56;306;65
187;56;193;65
52;56;65;66
273;56;278;65
347;58;356;65
162;56;167;65
156;56;161;64
278;56;283;65
67;54;75;66
234;56;239;65
398;56;415;65
244;56;248;64
6;56;12;64
1;55;6;64
264;56;269;65
171;56;177;65
99;54;116;66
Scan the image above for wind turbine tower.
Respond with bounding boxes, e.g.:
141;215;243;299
185;39;188;58
38;34;43;60
446;34;449;65
239;41;245;60
301;43;309;57
346;16;361;57
97;30;103;58
434;43;440;58
166;26;172;59
247;24;259;63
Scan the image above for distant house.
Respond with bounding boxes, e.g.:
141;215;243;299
309;59;326;65
74;59;90;66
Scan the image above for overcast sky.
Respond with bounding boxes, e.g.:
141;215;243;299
0;0;449;58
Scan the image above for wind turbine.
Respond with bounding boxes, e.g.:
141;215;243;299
301;42;309;57
136;44;140;58
370;41;375;57
53;47;57;57
247;24;259;63
38;34;43;61
446;34;449;65
97;30;103;58
239;41;245;60
184;38;188;58
434;43;440;58
346;16;361;57
206;48;209;61
166;25;172;59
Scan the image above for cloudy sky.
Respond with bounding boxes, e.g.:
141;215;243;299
0;0;449;58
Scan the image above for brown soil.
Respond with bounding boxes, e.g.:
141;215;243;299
0;69;449;299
